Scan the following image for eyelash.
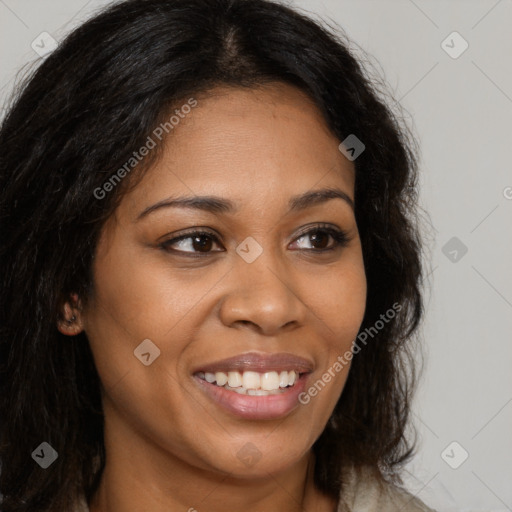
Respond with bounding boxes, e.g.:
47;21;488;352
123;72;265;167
159;223;350;257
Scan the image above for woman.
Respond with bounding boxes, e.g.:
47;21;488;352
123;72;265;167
0;0;434;511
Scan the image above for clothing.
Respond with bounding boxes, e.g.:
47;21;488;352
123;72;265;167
336;467;436;511
74;470;436;512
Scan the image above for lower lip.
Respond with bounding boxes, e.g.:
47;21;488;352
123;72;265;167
193;373;310;420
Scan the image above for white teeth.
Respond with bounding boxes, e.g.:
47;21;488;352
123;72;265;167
215;372;228;386
261;371;280;391
242;371;261;390
228;371;243;388
248;389;276;396
228;386;284;396
204;372;216;383
199;369;300;393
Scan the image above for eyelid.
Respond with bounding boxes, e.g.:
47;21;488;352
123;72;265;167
159;223;350;255
294;222;341;239
290;223;350;251
159;229;224;253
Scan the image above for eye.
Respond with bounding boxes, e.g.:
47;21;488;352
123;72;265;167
159;224;350;257
159;230;224;255
291;225;350;252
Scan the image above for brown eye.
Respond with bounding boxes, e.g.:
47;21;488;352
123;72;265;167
292;226;350;252
160;225;349;257
188;234;214;252
160;231;223;254
308;231;330;250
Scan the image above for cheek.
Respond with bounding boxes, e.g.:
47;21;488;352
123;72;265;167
82;240;183;389
83;250;200;446
87;238;202;343
83;236;232;397
298;262;366;424
307;253;367;347
303;252;366;400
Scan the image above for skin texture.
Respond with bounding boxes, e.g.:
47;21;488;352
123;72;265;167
58;83;367;512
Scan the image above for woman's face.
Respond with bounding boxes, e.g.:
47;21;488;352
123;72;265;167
81;83;367;479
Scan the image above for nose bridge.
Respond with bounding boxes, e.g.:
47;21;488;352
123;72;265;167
219;237;305;334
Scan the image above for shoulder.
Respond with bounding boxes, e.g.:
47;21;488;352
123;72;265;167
337;466;437;512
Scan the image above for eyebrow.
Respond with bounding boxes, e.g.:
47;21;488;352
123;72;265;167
135;186;354;221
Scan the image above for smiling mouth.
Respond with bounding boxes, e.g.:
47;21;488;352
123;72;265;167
195;369;304;396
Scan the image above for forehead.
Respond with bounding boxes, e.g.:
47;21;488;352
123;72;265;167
121;83;355;217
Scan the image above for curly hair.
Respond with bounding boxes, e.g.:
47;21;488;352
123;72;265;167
0;0;427;510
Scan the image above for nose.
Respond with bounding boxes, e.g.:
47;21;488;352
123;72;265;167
218;249;308;336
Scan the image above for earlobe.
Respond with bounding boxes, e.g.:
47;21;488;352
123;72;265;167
56;293;84;336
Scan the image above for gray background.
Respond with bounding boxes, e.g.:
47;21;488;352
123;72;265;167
1;0;511;510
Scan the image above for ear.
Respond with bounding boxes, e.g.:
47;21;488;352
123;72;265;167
57;292;85;336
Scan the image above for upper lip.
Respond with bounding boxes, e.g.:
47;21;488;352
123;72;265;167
192;352;314;375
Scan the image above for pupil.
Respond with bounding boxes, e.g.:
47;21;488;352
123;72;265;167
311;231;328;249
193;235;212;252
